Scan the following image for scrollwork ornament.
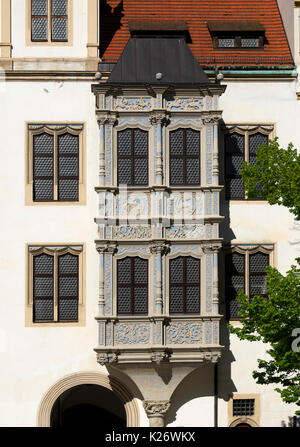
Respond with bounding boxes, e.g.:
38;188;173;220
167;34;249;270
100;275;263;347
143;400;171;417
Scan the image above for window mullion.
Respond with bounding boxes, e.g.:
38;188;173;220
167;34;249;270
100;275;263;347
245;252;249;297
183;257;187;313
131;258;134;314
48;0;51;43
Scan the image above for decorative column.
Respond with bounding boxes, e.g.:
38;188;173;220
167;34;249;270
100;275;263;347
212;246;220;314
97;117;107;187
203;245;221;315
150;241;169;315
96;244;106;317
212;119;219;186
149;111;169;186
96;111;118;187
143;401;171;427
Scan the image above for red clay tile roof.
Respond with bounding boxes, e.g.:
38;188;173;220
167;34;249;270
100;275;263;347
100;0;294;66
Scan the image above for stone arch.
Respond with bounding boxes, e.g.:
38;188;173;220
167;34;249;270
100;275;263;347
229;417;259;427
37;371;140;427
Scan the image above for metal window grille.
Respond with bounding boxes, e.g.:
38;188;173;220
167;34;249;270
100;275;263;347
225;252;245;319
225;133;245;199
249;252;269;298
32;130;80;202
169;257;200;314
233;399;255;416
218;38;235;48
117;257;148;315
170;129;200;186
58;253;78;321
117;129;148;186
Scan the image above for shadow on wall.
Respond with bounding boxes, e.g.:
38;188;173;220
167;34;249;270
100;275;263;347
100;0;124;60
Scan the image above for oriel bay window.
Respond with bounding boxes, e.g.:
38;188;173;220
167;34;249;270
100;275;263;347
225;247;272;319
117;257;148;314
31;0;69;43
169;128;200;186
225;127;272;199
27;245;84;325
169;256;200;314
26;124;85;204
117;129;148;186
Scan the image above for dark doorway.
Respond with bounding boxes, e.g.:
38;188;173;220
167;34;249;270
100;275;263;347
50;384;126;427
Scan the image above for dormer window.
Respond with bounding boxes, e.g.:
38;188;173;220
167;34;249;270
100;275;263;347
207;21;265;50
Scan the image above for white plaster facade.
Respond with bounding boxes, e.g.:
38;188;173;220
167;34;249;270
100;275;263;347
0;1;299;428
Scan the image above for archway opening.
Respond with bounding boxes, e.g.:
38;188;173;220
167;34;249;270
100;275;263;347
50;384;126;427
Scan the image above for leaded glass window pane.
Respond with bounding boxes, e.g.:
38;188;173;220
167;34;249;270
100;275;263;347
32;0;47;15
117;257;148;314
225;133;245;199
219;38;234;47
169;256;200;314
249;133;268;156
225;252;245;319
33;253;54;321
249;252;269;298
170;128;200;186
241;38;258;48
117;129;148;186
33;133;54;201
52;0;67;15
58;253;78;321
52;18;67;41
58;133;79;201
32;17;48;41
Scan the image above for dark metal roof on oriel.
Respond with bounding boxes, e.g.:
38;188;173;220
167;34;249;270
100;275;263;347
107;37;210;85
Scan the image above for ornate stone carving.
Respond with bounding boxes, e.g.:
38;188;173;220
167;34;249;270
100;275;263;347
150;240;170;255
166;97;203;111
166;322;203;344
203;116;221;125
96;242;118;254
96;111;118;126
97;352;118;366
143;401;171;415
114;323;151;345
112;225;152;239
166;224;205;239
149;110;169;126
114;97;151;111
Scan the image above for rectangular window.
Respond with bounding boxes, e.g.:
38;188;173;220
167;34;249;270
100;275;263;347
225;246;273;319
233;399;255;416
26;124;85;205
27;244;85;325
169;256;200;314
31;0;69;43
117;129;148;186
169;128;200;186
117;257;148;315
215;36;262;49
224;127;273;199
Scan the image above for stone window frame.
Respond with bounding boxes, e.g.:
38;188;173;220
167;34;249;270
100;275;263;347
223;124;275;201
26;0;73;46
25;123;86;206
228;394;260;427
165;121;203;188
166;250;203;317
224;244;275;321
112;249;153;317
25;243;85;327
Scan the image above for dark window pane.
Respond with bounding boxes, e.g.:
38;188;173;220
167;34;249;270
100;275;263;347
186;257;200;283
226;178;244;199
170;258;183;283
118;258;131;283
250;275;267;296
32;18;48;41
249;133;268;154
52;18;68;41
34;254;53;275
117;287;131;313
34;180;54;200
134;258;147;283
32;0;47;15
170;158;184;184
34;157;53;177
34;299;54;320
169;286;184;313
34;133;54;154
133;287;147;313
226;154;243;175
225;133;244;154
33;133;54;201
58;157;78;176
52;0;67;15
58;134;79;154
186;286;200;313
58;254;78;274
134;159;148;185
225;252;245;319
170;129;183;155
249;252;269;273
118;130;131;155
58;179;78;201
186;129;200;155
134;129;147;155
118;158;132;184
186;158;200;184
58;299;78;321
59;276;78;297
